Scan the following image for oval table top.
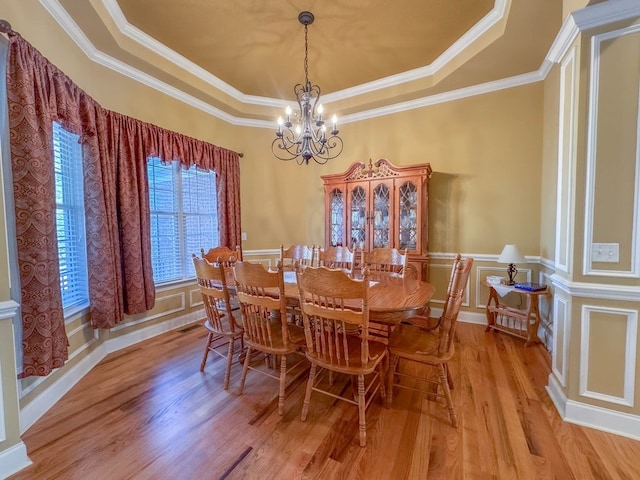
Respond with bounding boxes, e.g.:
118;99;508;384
222;267;435;326
281;272;435;325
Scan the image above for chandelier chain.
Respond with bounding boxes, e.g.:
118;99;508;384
304;24;309;86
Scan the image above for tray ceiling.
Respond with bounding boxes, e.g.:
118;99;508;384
52;0;564;121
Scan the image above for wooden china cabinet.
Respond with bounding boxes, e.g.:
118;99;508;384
321;158;432;280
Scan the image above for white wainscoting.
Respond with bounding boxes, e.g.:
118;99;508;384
579;305;637;407
555;45;577;274
552;295;569;388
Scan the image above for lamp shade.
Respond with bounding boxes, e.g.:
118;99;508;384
497;244;526;264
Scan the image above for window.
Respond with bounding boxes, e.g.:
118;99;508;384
53;121;89;311
147;158;218;284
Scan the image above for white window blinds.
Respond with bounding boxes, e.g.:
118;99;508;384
147;158;219;284
53;121;89;310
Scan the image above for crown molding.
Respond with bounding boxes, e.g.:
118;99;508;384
100;0;281;108
322;0;508;104
546;15;579;64
37;0;265;126
572;0;640;31
39;0;635;129
547;0;640;63
99;0;508;107
341;66;548;124
36;0;540;129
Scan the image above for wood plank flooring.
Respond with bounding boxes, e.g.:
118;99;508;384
10;322;640;480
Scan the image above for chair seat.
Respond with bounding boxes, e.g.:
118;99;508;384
388;324;449;363
203;317;244;338
306;335;387;375
245;319;305;354
402;315;440;330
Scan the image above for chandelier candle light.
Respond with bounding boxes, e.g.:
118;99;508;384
272;11;344;165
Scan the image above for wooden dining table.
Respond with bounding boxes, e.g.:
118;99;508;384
223;267;435;327
280;271;435;327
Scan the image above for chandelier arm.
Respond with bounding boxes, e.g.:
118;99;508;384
312;136;344;162
271;137;302;162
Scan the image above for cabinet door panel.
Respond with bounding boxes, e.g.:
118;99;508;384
328;187;345;247
349;184;367;249
397;180;420;252
371;182;392;249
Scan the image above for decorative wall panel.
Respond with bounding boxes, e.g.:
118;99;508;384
583;26;640;277
579;305;637;407
555;46;577;273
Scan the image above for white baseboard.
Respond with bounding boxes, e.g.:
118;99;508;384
546;373;567;418
430;307;487;326
20;310;203;433
0;442;31;480
104;310;202;353
564;399;640;442
457;310;488;325
547;372;640;442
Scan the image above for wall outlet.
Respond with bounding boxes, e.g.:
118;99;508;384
592;243;619;262
241;232;247;241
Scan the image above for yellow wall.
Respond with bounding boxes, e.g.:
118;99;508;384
239;85;544;255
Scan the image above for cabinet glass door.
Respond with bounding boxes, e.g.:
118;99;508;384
328;188;344;246
349;185;367;249
398;181;418;251
372;183;391;248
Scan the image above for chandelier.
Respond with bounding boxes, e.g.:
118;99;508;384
272;11;344;165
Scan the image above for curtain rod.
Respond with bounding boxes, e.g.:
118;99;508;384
0;19;13;34
0;18;244;158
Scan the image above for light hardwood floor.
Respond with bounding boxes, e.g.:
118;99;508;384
10;322;640;479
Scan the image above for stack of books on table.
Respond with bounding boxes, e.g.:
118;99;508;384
514;282;547;292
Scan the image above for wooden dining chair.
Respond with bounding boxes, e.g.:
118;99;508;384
296;265;388;447
386;254;473;427
233;260;306;415
358;247;411;340
201;245;242;311
201;244;243;264
192;255;245;390
361;247;409;282
318;245;355;276
280;244;316;271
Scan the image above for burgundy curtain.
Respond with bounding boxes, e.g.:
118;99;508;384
6;34;68;377
6;33;241;377
213;147;241;249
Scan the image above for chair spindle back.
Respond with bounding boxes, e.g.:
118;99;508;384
297;266;371;368
233;261;291;350
192;255;238;334
437;255;473;356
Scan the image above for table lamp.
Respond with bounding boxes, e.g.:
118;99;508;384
497;244;526;285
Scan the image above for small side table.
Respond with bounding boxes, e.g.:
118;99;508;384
484;282;548;347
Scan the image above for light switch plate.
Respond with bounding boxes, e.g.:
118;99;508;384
241;232;247;241
592;243;619;262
